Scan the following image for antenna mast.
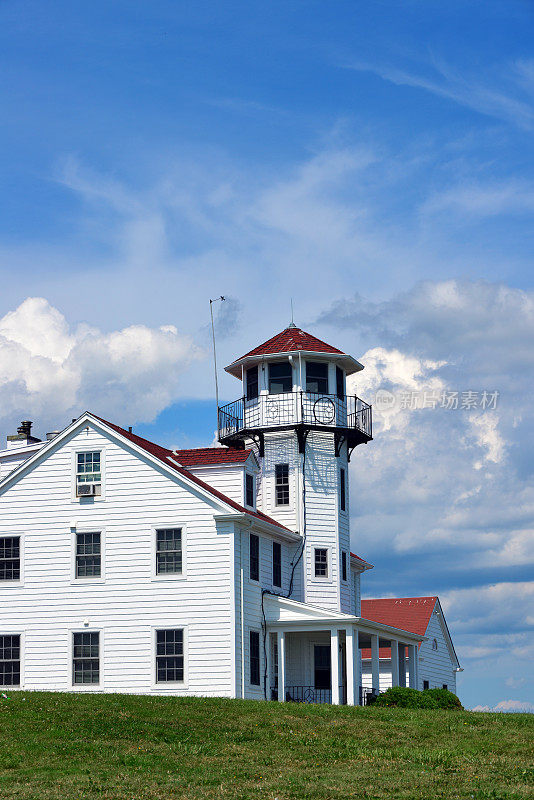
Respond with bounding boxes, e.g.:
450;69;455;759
209;296;225;433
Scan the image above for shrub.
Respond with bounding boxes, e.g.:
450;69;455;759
373;686;463;710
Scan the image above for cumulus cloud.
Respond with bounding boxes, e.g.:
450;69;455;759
0;297;203;435
472;700;534;713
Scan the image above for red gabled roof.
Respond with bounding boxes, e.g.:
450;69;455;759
236;326;345;360
174;447;253;467
360;597;437;657
350;551;374;569
91;416;291;533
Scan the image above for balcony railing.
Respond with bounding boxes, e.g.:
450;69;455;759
218;391;372;441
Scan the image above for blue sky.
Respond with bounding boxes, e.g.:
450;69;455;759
0;0;533;711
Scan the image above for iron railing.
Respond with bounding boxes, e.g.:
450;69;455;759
218;392;372;440
277;685;347;705
360;687;380;706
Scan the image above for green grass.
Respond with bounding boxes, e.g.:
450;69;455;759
0;692;532;799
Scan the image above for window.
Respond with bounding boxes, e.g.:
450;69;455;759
72;632;99;684
0;537;20;581
268;361;292;394
306;361;329;394
75;532;101;578
442;684;448;691
314;548;328;578
336;366;345;399
275;463;289;506
423;680;429;690
341;551;347;582
246;365;258;400
249;534;259;582
432;638;438;651
76;451;101;497
272;541;282;588
340;468;346;512
156;629;184;683
245;474;255;507
156;528;182;575
0;635;20;686
314;644;331;690
249;630;260;686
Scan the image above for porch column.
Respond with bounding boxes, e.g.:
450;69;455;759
345;627;356;705
277;631;285;702
370;634;380;693
390;638;399;686
331;628;340;705
407;644;416;688
398;643;406;687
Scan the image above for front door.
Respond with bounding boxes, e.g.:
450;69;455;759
314;645;331;690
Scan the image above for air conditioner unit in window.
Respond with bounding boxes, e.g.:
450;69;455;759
77;483;99;497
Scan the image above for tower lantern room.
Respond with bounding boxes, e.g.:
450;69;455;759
218;324;372;459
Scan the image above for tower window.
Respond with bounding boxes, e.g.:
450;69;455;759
306;362;329;394
341;551;347;582
314;548;328;578
275;463;289;506
272;541;282;588
268;362;292;394
245;473;255;507
249;630;260;686
336;366;345;399
249;534;259;582
246;365;258;400
340;468;346;511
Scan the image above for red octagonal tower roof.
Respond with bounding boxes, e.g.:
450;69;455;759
225;325;364;377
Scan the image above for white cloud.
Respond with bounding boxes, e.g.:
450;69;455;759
344;58;534;129
473;699;534;713
0;298;203;435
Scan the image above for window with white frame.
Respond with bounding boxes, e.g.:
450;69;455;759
275;463;289;506
0;635;20;686
76;451;102;497
156;629;184;683
72;632;100;684
0;537;20;581
156;528;183;575
75;532;101;578
245;473;255;508
249;630;260;686
314;547;328;578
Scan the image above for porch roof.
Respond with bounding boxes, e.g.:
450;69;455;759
263;593;425;645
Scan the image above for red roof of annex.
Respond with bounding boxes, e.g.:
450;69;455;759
360;596;437;657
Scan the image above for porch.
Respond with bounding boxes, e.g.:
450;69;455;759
263;595;422;706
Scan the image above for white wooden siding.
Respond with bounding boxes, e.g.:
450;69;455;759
0;424;237;695
417;607;457;692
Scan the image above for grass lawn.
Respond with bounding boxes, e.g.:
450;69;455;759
0;692;532;799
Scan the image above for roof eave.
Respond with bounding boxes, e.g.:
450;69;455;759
225;350;364;378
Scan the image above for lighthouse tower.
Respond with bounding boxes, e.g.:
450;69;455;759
219;324;372;613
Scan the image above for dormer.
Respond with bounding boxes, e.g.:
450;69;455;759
172;447;260;508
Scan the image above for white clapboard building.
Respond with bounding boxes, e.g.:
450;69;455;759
0;325;460;703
